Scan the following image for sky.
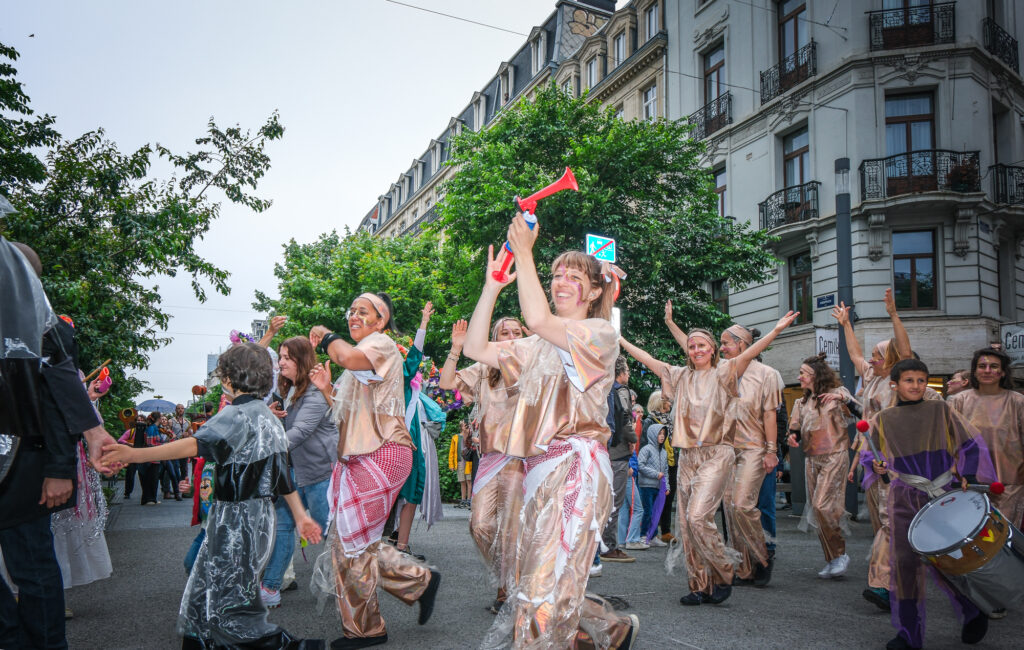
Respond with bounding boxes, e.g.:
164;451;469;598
1;0;582;406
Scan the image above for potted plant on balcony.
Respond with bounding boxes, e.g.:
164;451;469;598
946;160;980;192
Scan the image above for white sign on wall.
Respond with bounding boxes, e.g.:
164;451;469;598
1001;323;1024;367
816;328;841;370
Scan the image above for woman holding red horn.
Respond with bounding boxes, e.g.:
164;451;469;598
620;309;798;606
307;292;440;650
463;214;637;649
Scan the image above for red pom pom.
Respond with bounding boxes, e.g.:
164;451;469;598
990;481;1005;495
856;420;870;433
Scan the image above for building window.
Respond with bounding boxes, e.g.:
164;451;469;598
645;3;659;41
614;104;624;120
788;251;812;324
778;0;808;63
531;33;546;74
783;127;809;187
562;78;573;96
642;83;658;120
587;57;598;89
713;167;727;217
712;279;729;314
613;32;626;67
886;93;933;156
893;230;936;310
704;43;726;104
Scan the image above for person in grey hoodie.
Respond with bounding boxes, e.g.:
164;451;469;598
637;423;669;543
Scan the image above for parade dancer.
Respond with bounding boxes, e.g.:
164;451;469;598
832;289;911;610
620;310;798;606
439;316;525;615
463;216;637;648
786;353;857;580
718;323;782;587
102;343;323;649
868;359;995;649
308;293;441;650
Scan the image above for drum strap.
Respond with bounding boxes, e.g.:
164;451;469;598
894;468;955;498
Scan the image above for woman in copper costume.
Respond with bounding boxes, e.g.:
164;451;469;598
464;215;637;648
620;308;798;606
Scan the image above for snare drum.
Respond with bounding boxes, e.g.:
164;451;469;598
909;490;1024;614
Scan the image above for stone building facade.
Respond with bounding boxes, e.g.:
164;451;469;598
666;0;1024;386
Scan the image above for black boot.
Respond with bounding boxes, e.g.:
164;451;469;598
962;611;989;644
329;634;388;649
418;571;441;625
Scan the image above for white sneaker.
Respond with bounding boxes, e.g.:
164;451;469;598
828;554;850;578
624;541;650;550
648;536;668;547
817;561;834;579
260;585;281;608
589;563;602;577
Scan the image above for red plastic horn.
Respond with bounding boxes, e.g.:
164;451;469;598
493;167;580;283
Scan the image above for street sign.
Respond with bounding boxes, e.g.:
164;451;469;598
1001;322;1024;367
816;327;840;370
816;294;836;309
585;234;616;262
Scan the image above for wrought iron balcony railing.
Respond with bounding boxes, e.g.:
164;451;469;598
983;17;1019;73
991;164;1024;205
759;181;820;231
760;41;816;105
399;206;439;237
860;150;980;201
688;92;732;140
868;2;955;51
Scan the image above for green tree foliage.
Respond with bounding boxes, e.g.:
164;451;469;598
254;229;480;362
436;83;778;392
0;42;284;424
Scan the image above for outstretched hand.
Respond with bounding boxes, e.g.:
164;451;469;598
269;315;287;334
450;319;468;350
420;301;434;329
506;213;539;259
831;301;851;326
309;360;332;393
774;310;800;332
883;288;898;316
484;244;517;290
309;325;331;350
664;300;673;324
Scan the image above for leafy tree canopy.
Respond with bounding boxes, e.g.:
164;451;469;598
0;41;283;424
436;83;777;393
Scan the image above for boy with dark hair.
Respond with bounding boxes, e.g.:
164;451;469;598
868;359;996;649
103;343;323;648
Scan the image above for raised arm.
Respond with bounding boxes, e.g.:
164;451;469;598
884;288;911;360
619;337;670;380
439;320;467;391
258;315;287;348
664;300;688;350
831;302;865;374
506;215;570;350
309;326;374;371
414;301;434;352
309;361;334;407
464;246;517;367
732;311;800;377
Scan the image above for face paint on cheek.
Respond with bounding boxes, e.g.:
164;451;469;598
573;281;584;305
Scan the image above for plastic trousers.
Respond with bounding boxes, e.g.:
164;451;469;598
493;438;631;649
329;537;430;639
724;448;769;580
866;480;891;590
469;454;524;589
671;445;738;594
890;484;978;648
804;451;849;561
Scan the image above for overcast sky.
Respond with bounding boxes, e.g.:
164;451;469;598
2;0;583;406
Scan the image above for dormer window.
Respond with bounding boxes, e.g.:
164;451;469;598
530;29;547;75
499;63;515;105
562;78;574;97
473;93;486;130
613;31;626;67
645;2;659;42
586;57;598;89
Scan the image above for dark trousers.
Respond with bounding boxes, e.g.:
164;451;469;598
639;486;660;538
659;464;677;535
0;514;67;649
123;462;140;497
140;463;160;504
758;467;778;551
159;461;180;496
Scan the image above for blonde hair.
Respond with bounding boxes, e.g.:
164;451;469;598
646;389;669;414
550;251;615;320
686;329;720;370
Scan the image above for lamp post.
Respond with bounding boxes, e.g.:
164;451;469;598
835;157;860;515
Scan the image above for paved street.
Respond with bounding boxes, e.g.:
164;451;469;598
66;485;1020;649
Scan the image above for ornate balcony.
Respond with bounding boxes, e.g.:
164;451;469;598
983;18;1019;73
688;92;732;140
860;150;980;201
759;181;820;231
760;41;816;105
399;206;439;237
991;164;1024;205
868;2;955;51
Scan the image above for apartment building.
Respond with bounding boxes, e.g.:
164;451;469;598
357;0;668;239
666;0;1024;385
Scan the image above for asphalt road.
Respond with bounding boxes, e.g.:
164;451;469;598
64;487;1021;649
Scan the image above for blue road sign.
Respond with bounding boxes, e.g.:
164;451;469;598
585;234;616;262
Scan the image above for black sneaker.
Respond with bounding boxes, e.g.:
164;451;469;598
988;607;1007;619
418;571;441;625
732;575;755;587
885;633;918;649
329;634;388;649
679;592;704;606
283;580;299;592
705;584;732;605
962;611;988;644
862;587;890;611
753;558;773;587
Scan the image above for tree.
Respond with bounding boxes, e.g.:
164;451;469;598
0;42;284;424
436;83;778;381
253;229;480;362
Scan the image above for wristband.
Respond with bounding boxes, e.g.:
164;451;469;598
447;353;460;362
317;332;342;355
766;442;778;453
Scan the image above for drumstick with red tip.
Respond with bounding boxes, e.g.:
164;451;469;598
856;419;890;484
965;481;1005;494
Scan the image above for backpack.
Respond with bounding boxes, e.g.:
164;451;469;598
609;384;631;448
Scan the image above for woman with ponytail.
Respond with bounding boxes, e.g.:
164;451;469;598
786;353;858;580
462;214;635;648
621;308;797;607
